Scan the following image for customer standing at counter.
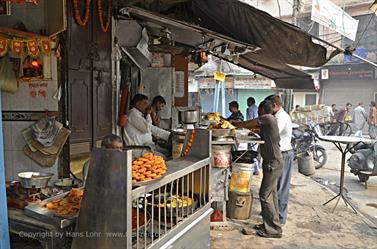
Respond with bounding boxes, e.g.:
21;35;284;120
233;100;283;238
123;94;171;158
246;97;260;175
265;94;293;226
227;101;244;121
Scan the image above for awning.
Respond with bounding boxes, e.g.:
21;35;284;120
121;2;336;89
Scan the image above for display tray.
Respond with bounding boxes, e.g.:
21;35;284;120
133;174;165;187
24;190;80;229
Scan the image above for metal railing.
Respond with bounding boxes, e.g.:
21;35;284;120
127;161;210;249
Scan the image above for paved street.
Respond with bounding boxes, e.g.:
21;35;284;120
314;141;377;224
211;142;377;249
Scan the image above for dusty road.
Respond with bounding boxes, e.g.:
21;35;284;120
211;146;377;249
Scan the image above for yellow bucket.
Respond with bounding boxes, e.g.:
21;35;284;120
229;163;253;193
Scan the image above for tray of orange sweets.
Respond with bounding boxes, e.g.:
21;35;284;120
24;188;84;228
132;153;167;186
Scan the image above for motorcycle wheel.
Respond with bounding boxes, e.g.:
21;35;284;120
313;147;327;169
358;174;369;183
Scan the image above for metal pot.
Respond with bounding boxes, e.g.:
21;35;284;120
18;172;54;189
180;110;199;124
211;129;236;138
54;178;83;190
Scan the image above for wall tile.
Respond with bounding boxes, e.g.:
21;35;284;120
12;150;32;177
2;121;12;150
11;122;32;150
4;150;13;181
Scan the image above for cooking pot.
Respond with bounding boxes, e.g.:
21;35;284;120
54;178;83;190
18;172;54;189
180;109;199;124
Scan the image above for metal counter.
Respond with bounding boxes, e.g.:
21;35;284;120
72;129;212;249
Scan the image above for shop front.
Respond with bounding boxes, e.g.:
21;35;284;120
0;0;337;248
320;63;377;107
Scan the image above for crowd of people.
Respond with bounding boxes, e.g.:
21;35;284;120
328;101;377;138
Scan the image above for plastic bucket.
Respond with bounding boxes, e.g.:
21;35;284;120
212;145;232;168
229;163;254;192
298;153;315;176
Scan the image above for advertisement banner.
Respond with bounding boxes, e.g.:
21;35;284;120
311;0;359;41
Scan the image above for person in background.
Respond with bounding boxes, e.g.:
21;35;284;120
246;97;260;175
124;94;171;159
233;100;283;238
368;101;377;139
294;105;300;112
227;101;244;121
328;103;352;135
150;96;166;127
265;94;293;226
352;102;367;138
246;97;258;120
82;134;123;185
330;104;337;121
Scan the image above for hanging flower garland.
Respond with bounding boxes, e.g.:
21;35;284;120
181;129;196;158
73;0;91;27
97;0;111;33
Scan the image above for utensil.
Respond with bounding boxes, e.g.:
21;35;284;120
211;129;236;138
180;109;199;124
18;172;54;189
54;178;83;191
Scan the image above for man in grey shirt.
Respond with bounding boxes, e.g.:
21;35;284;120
233;100;283;238
265;95;294;225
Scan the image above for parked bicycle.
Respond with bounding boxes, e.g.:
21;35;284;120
319;121;352;136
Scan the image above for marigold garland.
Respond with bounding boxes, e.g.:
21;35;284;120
73;0;91;27
181;129;196;158
97;0;111;32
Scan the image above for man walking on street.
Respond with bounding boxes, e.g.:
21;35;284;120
368;101;377;139
328;103;352;136
353;102;367;138
265;95;293;225
233;100;283;238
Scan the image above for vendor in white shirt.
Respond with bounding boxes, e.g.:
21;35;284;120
123;94;171;159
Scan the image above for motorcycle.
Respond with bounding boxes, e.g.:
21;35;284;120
348;142;377;185
291;123;327;169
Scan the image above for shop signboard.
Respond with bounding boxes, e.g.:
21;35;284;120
311;0;359;41
320;63;374;80
198;77;234;89
234;76;273;89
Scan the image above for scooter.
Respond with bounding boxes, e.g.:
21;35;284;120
292;123;327;169
348;142;377;188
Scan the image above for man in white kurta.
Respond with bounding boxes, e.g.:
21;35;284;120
123;94;171;158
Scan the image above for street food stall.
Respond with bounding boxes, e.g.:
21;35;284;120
1;0;342;248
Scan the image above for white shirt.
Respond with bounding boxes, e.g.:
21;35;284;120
123;108;171;146
275;108;293;151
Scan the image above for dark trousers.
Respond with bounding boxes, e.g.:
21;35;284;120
328;122;345;136
259;160;283;235
277;150;294;224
